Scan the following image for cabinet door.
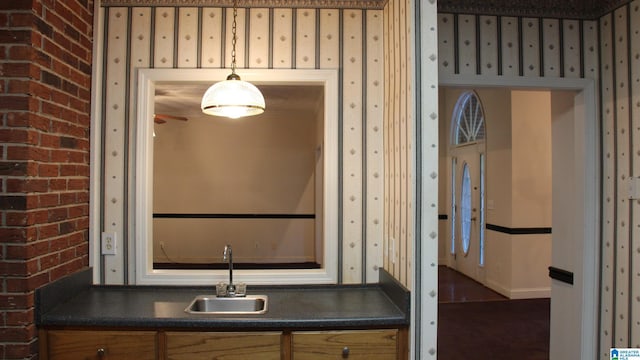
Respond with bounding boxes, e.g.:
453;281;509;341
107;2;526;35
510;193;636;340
45;330;157;360
292;329;398;360
165;331;282;360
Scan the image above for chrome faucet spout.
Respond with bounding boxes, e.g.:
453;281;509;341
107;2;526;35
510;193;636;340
223;244;235;295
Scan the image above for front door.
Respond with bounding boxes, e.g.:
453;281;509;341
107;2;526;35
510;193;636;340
451;144;483;283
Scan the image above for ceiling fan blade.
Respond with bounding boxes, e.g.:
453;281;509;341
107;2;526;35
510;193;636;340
154;118;167;124
154;113;188;122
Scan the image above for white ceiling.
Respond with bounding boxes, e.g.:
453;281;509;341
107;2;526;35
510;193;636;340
154;83;324;121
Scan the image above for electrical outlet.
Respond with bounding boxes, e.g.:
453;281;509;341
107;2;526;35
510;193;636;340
101;232;117;255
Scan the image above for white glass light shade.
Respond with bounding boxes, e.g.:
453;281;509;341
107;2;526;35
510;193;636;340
201;78;265;119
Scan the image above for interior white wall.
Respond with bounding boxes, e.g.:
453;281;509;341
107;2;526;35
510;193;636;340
509;91;552;298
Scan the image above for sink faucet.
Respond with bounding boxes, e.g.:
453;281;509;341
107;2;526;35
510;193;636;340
222;244;236;296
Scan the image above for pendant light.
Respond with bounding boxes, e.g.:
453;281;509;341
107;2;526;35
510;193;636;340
201;0;265;119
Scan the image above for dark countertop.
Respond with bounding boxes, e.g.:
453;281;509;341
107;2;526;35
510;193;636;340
36;268;410;330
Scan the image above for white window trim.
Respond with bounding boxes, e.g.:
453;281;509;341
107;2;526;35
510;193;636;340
134;68;339;285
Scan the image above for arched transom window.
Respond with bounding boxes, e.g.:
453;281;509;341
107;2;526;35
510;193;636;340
451;91;485;145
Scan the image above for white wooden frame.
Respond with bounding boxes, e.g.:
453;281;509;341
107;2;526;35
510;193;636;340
135;68;339;285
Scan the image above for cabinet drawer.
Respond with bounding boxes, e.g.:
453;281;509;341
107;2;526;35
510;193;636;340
292;329;398;360
165;331;282;360
45;330;157;360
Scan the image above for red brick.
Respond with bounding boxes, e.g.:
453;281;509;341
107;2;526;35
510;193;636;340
0;260;38;277
47;207;67;222
50;149;70;163
27;113;52;132
38;163;59;177
5;341;39;359
58;220;76;234
75;217;89;231
38;193;59;208
49;178;66;191
59;247;76;262
4;308;34;327
0;161;28;176
0;228;29;243
6;241;49;259
9;15;35;32
3;61;39;79
68;204;88;218
40;99;64;118
0;94;30;111
6;273;49;292
37;223;59;239
40;132;61;148
7;145;49;162
6;178;48;193
53;92;76;112
77;189;89;202
4;112;29;127
30;80;56;100
0;291;34;308
0;128;39;145
59;164;76;176
0;324;37;342
49;237;70;252
39;252;60;271
0;29;31;44
0;195;28;210
0;0;33;10
67;178;88;190
6;209;48;226
7;45;31;61
59;191;76;204
6;78;30;94
76;242;89;257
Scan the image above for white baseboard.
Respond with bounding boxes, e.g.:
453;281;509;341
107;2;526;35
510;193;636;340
485;278;550;299
509;287;551;299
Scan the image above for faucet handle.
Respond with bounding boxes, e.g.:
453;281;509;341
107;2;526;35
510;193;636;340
234;282;246;297
216;282;229;297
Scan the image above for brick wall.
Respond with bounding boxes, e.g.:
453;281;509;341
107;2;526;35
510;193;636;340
0;0;93;358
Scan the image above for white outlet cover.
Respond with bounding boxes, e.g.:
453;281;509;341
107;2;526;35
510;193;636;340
101;232;117;255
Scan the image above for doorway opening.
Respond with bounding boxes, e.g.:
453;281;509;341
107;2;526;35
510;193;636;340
436;79;599;359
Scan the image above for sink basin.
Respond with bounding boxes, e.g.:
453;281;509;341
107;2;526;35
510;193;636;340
185;295;268;314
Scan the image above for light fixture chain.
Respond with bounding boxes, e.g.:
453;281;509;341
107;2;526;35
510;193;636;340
230;0;238;73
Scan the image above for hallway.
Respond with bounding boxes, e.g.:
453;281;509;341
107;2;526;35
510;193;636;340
437;266;550;359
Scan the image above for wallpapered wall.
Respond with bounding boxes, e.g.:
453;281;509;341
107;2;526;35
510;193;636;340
439;1;640;356
383;0;414;289
96;5;388;285
600;3;640;354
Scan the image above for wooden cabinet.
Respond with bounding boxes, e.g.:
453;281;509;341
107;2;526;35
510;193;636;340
41;330;157;360
165;331;282;360
40;328;408;360
292;329;401;360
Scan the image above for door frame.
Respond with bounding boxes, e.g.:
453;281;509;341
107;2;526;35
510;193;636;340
435;74;599;359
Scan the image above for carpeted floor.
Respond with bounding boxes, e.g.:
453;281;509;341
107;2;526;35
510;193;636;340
438;298;550;359
437;267;550;359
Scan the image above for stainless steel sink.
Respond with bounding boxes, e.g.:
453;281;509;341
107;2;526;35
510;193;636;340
185;295;268;314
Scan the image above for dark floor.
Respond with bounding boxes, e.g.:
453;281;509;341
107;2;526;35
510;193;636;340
438;266;507;303
437;266;550;360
